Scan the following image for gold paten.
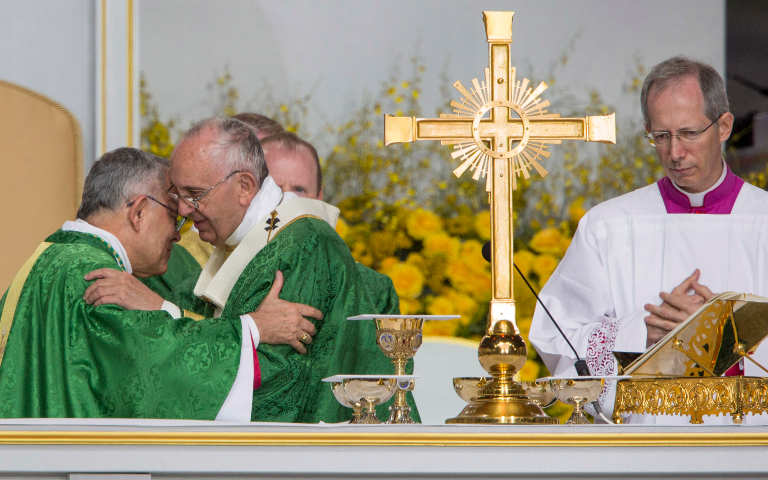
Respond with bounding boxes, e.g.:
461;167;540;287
614;293;768;423
384;10;615;424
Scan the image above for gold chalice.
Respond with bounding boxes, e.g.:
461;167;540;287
539;376;627;424
322;375;414;424
348;314;459;423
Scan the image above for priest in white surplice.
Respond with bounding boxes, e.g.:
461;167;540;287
529;56;768;424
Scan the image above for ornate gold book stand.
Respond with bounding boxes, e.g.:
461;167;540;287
614;292;768;424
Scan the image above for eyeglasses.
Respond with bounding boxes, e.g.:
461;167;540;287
168;170;244;210
128;195;188;232
645;114;722;147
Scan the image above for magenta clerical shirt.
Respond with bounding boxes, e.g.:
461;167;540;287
657;167;744;214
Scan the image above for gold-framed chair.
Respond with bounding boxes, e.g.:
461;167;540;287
0;80;83;290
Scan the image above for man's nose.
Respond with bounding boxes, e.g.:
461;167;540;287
669;134;686;159
177;200;194;217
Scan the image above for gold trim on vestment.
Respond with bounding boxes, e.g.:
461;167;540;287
269;215;324;243
0;430;767;446
183;310;205;321
0;243;53;367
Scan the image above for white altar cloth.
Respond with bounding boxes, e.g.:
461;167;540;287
2;419;768;479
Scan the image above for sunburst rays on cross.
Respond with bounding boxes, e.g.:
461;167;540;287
438;67;564;190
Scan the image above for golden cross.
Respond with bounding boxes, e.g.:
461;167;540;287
384;11;615;330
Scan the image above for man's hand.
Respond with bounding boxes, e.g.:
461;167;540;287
83;268;165;310
248;270;322;354
644;269;716;347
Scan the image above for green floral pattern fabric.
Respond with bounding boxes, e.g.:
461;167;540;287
219;217;418;423
0;230;241;418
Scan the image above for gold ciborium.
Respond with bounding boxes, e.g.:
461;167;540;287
322;375;414;424
540;376;626;424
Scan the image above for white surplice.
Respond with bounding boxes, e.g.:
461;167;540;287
529;182;768;424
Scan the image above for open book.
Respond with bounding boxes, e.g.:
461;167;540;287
622;292;768;377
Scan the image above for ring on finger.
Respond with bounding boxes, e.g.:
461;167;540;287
299;332;312;344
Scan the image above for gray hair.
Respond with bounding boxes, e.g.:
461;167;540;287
77;147;168;219
181;116;267;186
640;56;729;128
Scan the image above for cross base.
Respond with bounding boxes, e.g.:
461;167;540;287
446;320;557;424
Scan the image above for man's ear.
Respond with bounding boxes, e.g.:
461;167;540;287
237;172;259;206
126;196;148;233
717;112;734;143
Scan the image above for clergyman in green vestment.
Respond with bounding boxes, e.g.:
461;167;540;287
85;118;416;422
0;148;256;419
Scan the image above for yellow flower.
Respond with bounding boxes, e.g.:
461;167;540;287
474;211;491;240
445;289;478;324
529;227;568;256
335;217;349;240
514;360;541;382
423;319;459;336
394;231;413;250
405;252;426;271
399;298;422;315
405;208;443;240
459;240;486;272
532;254;559;283
567;197;587;224
427;295;455;315
387;262;424;299
467;272;492;302
379;256;399;274
423;232;460;259
514;249;535;277
446;258;492;301
369;231;396;260
516;316;532;339
445;214;474;236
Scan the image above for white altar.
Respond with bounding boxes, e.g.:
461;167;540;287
1;419;768;479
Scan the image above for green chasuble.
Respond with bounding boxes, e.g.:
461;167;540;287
0;231;241;419
198;216;419;423
139;244;202;306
